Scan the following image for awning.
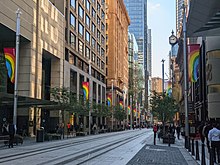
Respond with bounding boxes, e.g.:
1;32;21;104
187;0;220;37
0;92;59;110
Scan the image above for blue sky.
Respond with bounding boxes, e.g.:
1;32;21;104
148;0;176;78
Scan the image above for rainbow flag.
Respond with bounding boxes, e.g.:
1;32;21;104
166;81;172;96
107;94;112;107
4;48;16;83
119;100;123;110
188;44;200;82
133;108;137;116
128;105;131;115
82;82;89;100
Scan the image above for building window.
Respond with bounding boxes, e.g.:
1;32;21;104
97;2;101;14
101;35;105;45
86;0;90;12
78;23;84;36
86;47;90;59
79;5;84;19
92;0;96;5
101;23;105;32
71;0;76;9
92;8;96;20
78;40;84;54
70;32;76;49
97;16;100;27
97;44;100;55
92;52;96;63
101;0;105;6
92;37;96;49
92;23;96;34
70;13;76;28
86;31;90;43
97;57;100;68
86;15;90;28
97;30;100;42
101;48;104;57
101;61;104;70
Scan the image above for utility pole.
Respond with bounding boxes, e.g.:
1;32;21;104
13;9;21;129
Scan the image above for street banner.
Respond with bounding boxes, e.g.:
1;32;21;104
4;48;16;83
128;105;131;115
166;81;172;97
107;94;112;107
188;44;200;82
119;99;123;110
82;82;89;100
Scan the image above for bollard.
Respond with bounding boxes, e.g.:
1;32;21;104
192;139;195;156
168;133;171;147
196;141;200;161
188;137;191;152
201;143;206;165
209;147;214;165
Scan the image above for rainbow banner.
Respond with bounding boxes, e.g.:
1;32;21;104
128;105;131;115
119;100;123;110
166;81;172;97
133;108;137;116
4;48;16;83
107;94;112;107
188;44;200;82
82;82;89;100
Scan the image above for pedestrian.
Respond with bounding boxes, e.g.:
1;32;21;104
153;124;158;145
202;122;212;152
198;121;205;143
2;123;8;135
8;121;15;148
80;122;83;132
67;123;71;135
176;125;181;140
208;122;220;163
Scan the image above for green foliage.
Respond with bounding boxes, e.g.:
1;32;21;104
150;91;178;123
92;103;111;117
114;105;127;122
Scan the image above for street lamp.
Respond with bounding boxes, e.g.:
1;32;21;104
161;59;165;135
13;9;21;129
111;79;117;130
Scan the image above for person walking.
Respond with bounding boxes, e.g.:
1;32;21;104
153;124;158;145
8;121;15;148
176;125;181;140
208;122;220;164
203;122;212;152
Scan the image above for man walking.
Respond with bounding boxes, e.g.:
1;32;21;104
153;124;158;145
8;121;15;148
208;122;220;163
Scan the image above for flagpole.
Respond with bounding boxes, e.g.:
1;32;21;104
13;9;21;129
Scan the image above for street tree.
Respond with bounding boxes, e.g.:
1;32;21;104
150;91;178;134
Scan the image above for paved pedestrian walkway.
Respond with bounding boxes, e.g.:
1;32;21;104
127;133;199;165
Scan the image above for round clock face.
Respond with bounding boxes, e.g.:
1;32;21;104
169;35;177;45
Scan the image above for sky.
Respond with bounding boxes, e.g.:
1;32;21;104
148;0;176;78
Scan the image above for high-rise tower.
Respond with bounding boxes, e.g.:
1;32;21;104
124;0;148;108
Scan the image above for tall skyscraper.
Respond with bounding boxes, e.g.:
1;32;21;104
124;0;148;107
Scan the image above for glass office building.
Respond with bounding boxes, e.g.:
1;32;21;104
124;0;148;105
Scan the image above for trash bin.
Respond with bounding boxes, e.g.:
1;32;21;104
36;127;44;142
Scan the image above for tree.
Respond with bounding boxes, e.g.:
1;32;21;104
150;91;178;134
114;105;127;124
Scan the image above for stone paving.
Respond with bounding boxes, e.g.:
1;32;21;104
127;134;199;165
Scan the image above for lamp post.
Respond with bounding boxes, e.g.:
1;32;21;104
111;79;117;131
88;61;92;135
161;59;165;134
182;4;189;149
130;95;132;130
13;9;21;128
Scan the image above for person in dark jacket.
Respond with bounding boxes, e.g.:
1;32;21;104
176;125;181;140
8;122;15;148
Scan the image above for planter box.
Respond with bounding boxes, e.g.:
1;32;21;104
162;135;175;144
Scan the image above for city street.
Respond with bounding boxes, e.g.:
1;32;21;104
0;129;197;165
